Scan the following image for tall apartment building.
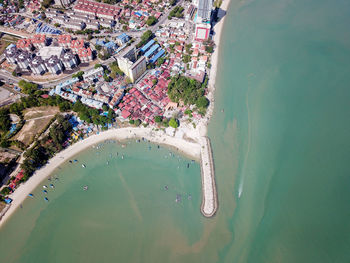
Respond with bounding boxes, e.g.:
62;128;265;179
17;52;30;70
196;0;212;23
4;45;18;64
45;55;63;74
117;46;146;83
30;56;47;75
61;51;78;69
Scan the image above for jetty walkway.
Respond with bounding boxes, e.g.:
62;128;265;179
199;136;218;217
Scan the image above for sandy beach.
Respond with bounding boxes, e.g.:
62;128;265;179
0;127;201;228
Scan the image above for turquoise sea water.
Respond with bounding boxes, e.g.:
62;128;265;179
1;0;350;262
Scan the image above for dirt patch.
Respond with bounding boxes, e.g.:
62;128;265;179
12;117;54;146
23;106;59;120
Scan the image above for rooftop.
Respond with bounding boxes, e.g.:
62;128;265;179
37;46;64;60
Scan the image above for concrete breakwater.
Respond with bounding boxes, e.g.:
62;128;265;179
199;136;218;217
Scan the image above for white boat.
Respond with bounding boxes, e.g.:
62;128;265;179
43;185;47;189
82;164;86;168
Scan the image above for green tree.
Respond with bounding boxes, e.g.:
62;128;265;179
134;119;141;126
169;118;179;128
196;96;209;108
155;116;162;123
42;0;53;8
167;75;204;106
146;16;158;26
102;104;109;111
72;71;85;80
95;45;102;51
0;108;11;132
18;80;38;95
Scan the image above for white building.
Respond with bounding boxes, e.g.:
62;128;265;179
30;56;47;75
83;67;104;81
4;45;18;64
61;52;78;69
17;52;30;70
45;55;63;74
117;46;146;83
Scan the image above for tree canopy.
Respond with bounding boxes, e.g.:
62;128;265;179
169;118;179;128
18;80;39;95
146;16;158;26
137;30;153;48
0;108;11;133
167;76;206;106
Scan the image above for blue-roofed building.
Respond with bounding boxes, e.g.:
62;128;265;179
96;40;118;53
116;33;130;46
144;44;159;59
36;23;61;35
140;39;155;53
150;49;165;63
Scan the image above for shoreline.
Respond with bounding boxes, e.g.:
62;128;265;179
0;0;232;226
0;127;201;228
199;0;232;136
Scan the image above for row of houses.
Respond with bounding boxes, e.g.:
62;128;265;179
51;67;126;110
46;8;115;31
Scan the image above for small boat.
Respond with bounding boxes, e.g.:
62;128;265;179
44;197;49;202
50;184;54;189
28;193;34;197
191;160;195;164
157;145;160;149
164;185;169;191
221;109;224;113
43;185;47;189
107;161;109;165
43;190;47;194
188;194;192;200
121;155;124;160
74;159;78;163
187;163;190;168
149;146;151;150
175;194;182;203
69;160;72;163
82;164;86;168
83;185;88;191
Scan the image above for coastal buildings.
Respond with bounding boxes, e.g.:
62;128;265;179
117;46;146;83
